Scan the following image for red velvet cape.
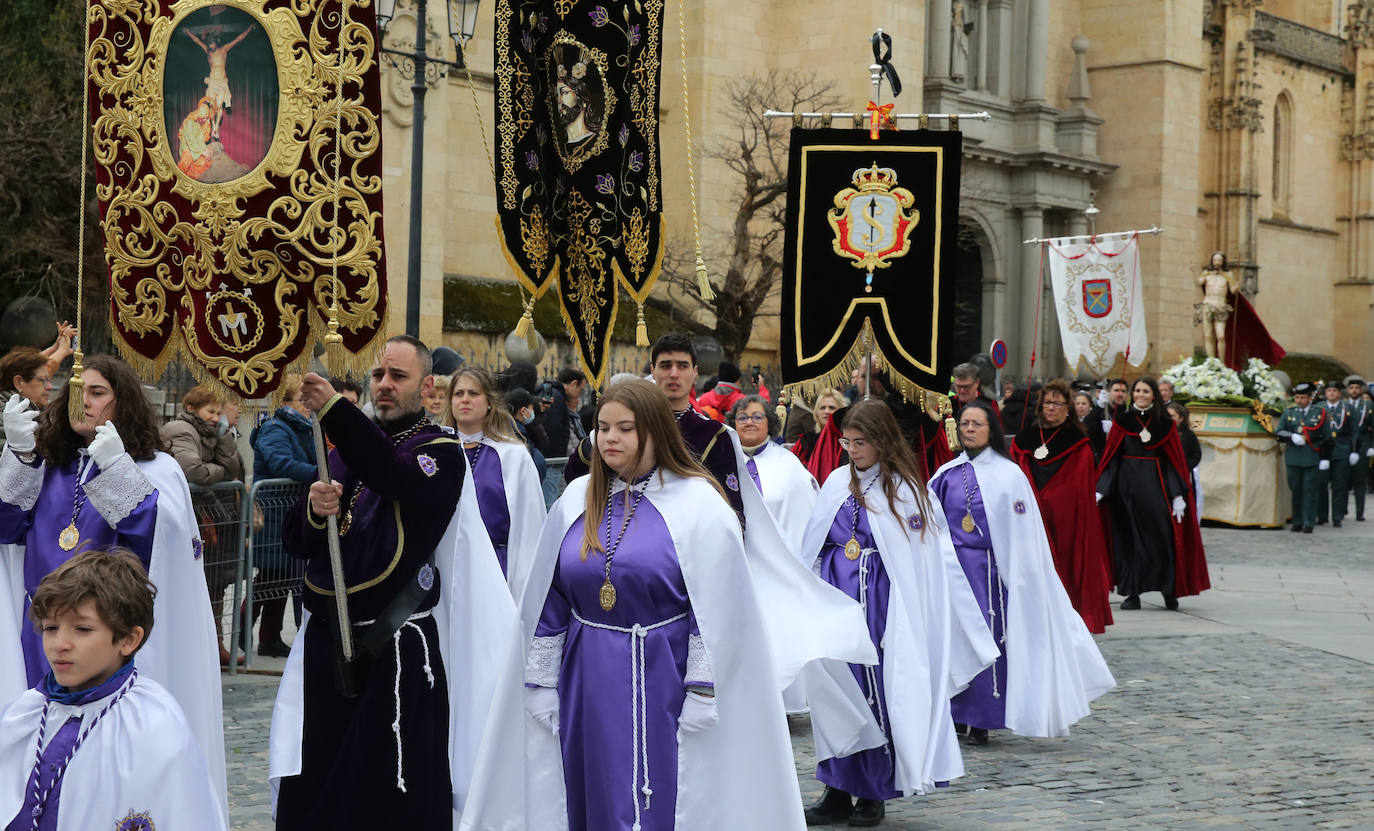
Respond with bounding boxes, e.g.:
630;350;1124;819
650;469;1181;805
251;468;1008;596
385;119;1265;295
1097;417;1211;597
1224;290;1286;370
1011;429;1114;633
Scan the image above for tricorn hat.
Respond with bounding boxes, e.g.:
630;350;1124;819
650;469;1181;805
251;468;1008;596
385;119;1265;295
1292;381;1315;395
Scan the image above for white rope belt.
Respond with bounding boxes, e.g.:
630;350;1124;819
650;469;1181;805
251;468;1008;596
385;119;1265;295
356;610;434;793
855;547;887;745
572;609;688;831
984;551;1006;700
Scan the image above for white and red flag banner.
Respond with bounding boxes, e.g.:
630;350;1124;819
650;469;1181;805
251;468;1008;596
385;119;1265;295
1046;233;1147;376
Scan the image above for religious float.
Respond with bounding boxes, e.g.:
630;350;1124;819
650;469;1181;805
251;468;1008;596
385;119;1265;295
1164;356;1289;527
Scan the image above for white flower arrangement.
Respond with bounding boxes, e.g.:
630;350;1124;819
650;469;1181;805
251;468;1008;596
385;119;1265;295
1163;356;1244;402
1240;357;1286;410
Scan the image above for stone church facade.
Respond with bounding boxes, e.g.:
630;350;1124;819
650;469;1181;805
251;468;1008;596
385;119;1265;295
377;0;1374;379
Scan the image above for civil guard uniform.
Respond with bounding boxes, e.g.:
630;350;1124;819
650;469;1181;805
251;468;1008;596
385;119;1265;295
1316;381;1355;527
1345;375;1373;521
1276;382;1335;533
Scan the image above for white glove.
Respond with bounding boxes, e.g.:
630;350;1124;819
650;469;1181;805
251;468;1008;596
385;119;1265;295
88;423;128;470
1094;492;1103;504
1351;453;1360;466
1102;420;1112;435
1171;495;1186;523
1097;389;1109;408
3;395;38;454
524;686;559;735
1290;434;1306;447
677;690;718;733
1366;447;1374;458
1319;459;1331;471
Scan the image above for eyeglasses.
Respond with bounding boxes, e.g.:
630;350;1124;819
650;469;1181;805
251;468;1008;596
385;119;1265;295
953;381;978;391
1041;400;1066;409
28;375;53;387
736;413;766;424
838;437;869;450
958;420;988;429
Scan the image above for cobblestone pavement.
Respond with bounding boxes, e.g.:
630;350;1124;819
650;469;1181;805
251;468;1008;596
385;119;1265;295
224;523;1374;830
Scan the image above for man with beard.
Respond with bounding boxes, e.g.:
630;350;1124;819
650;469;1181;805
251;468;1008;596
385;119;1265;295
271;335;514;830
554;48;602;147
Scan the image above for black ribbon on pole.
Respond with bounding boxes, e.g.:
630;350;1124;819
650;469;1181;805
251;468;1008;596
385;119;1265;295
871;31;902;98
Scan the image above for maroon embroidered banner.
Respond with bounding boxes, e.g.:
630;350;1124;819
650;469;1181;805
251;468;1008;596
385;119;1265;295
90;0;388;398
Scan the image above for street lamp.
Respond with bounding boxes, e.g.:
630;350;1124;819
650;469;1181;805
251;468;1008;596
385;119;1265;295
375;0;482;337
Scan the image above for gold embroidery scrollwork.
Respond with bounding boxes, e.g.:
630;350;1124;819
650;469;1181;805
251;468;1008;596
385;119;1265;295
91;0;386;399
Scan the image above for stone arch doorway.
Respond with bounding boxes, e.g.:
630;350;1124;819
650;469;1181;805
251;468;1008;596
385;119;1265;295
952;219;988;365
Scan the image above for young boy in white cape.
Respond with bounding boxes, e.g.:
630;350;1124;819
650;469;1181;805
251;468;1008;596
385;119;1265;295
0;549;226;831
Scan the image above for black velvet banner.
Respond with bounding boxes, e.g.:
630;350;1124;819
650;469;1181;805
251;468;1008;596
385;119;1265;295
780;128;962;404
494;0;665;385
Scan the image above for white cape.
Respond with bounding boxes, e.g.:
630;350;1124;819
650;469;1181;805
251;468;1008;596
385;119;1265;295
482;437;549;601
517;469;807;830
931;451;1116;737
0;674;227;831
268;452;527;831
0;453;226;816
744;441;819;552
800;464;1000;795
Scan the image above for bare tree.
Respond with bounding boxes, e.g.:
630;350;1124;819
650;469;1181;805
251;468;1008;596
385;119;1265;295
656;72;840;359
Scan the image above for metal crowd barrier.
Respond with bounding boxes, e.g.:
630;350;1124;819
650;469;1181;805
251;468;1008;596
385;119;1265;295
226;478;309;674
188;480;248;672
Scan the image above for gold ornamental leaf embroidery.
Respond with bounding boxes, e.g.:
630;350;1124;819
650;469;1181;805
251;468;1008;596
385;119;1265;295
624;206;650;282
520;204;551;274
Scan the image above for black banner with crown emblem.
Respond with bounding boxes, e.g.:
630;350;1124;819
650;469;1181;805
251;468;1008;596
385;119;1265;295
780;128;962;405
494;0;665;386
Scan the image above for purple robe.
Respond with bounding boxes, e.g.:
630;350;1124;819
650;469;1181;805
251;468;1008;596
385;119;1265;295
0;457;158;686
466;444;512;574
814;496;900;801
930;460;1008;730
535;497;699;831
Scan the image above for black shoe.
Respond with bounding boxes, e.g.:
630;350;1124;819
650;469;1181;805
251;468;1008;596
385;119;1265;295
1317;519;1328;526
1290;524;1303;532
968;727;990;745
257;639;292;658
1358;516;1366;521
1334;520;1343;528
952;722;967;739
1302;527;1314;534
849;798;885;827
1120;595;1141;610
1164;594;1179;611
805;787;853;826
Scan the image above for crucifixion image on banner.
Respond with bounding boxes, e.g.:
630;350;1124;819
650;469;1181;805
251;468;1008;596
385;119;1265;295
164;5;276;184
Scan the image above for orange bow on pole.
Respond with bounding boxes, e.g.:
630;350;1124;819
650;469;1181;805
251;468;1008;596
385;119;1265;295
866;101;896;140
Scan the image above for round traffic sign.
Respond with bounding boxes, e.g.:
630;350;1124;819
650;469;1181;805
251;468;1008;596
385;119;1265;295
989;339;1008;369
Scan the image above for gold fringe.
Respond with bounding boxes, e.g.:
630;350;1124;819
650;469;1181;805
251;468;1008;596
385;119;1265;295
635;304;649;348
67;351;85;424
695;255;714;302
779;321;955;436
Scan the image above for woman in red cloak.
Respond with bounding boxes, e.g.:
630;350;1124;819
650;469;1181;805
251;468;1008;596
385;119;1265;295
1010;379;1114;633
1095;377;1210;611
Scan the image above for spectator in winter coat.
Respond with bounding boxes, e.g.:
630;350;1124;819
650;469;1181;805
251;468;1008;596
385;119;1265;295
160;384;244;666
697;361;771;422
246;374;317;658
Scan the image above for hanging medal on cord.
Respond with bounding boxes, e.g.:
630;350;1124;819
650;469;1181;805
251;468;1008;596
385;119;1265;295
959;460;979;533
58;455;93;551
845;472;882;560
599;468;656;610
1034;424;1060;461
1136;412;1152;444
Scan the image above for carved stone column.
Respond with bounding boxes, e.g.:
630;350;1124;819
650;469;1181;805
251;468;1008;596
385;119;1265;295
1209;0;1263;294
927;0;952;81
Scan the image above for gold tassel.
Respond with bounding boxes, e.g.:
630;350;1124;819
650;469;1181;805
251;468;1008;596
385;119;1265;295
695;255;714;301
514;294;538;351
323;317;346;372
635;304;649;348
67;351;85;424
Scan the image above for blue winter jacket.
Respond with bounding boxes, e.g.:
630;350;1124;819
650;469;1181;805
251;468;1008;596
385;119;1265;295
251;407;318;483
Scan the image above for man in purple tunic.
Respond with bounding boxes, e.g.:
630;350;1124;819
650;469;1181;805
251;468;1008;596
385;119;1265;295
273;335;466;831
